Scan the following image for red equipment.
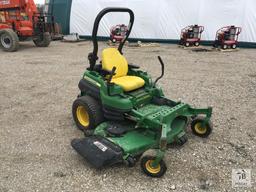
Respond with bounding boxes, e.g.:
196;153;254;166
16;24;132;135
0;0;54;52
110;24;128;43
214;26;242;49
180;25;204;47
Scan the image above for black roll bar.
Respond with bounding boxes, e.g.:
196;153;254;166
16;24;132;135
89;7;134;71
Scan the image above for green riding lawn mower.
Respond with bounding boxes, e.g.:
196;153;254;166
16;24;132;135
71;8;213;177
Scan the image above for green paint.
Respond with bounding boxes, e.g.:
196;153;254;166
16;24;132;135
83;76;101;87
78;50;212;163
110;131;156;154
47;0;72;34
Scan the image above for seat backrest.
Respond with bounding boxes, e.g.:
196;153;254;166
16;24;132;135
102;48;128;78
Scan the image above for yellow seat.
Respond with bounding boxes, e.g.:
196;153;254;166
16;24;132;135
111;76;145;92
102;48;145;92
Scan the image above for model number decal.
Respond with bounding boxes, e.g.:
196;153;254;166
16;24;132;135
93;141;108;152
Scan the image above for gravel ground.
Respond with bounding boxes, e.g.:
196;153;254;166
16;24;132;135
0;41;255;192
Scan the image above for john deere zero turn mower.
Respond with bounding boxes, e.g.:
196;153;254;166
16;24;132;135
71;8;213;177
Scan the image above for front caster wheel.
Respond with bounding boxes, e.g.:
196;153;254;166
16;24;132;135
140;156;167;177
191;117;212;138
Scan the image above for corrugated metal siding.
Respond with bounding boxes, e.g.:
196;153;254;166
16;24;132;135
47;0;72;34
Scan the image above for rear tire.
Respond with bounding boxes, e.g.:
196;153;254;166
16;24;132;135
72;96;104;131
0;29;19;52
33;32;51;47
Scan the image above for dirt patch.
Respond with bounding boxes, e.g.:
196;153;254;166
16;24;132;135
0;41;255;192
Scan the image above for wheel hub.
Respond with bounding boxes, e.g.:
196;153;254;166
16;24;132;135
194;123;207;134
145;160;161;174
76;106;89;127
1;35;12;49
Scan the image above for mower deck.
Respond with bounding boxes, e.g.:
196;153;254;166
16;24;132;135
96;123;156;154
77;101;192;172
